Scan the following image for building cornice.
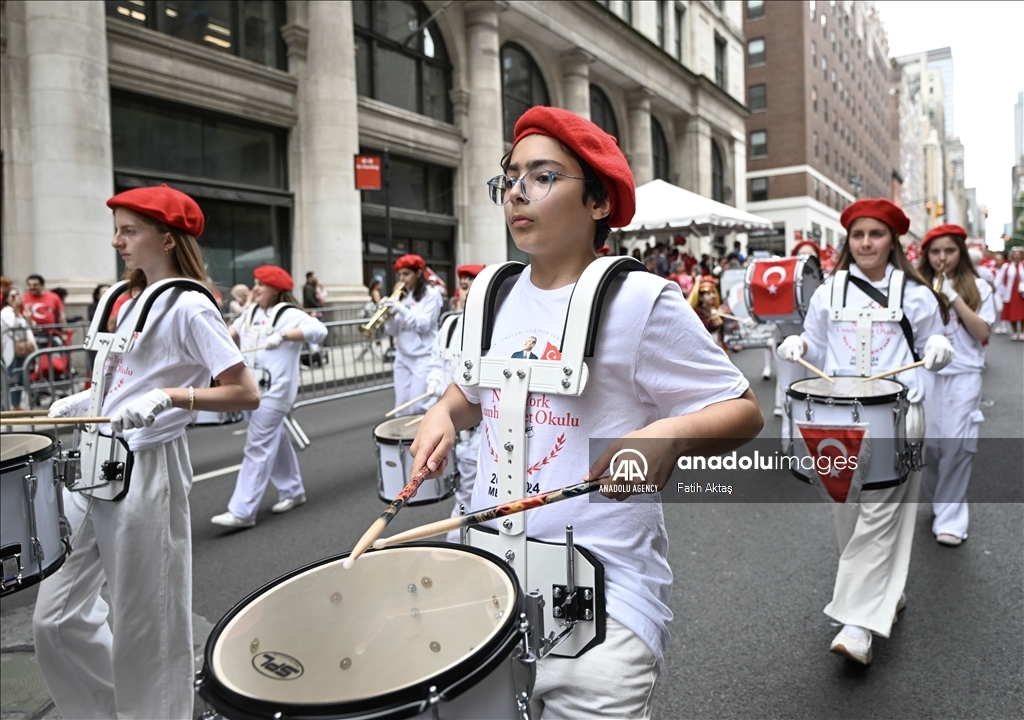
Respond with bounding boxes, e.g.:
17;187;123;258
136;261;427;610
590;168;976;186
746;164;856;203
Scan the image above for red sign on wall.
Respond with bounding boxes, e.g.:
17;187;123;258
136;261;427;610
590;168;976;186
355;155;382;190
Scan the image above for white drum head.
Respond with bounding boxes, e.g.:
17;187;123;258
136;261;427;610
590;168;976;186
0;434;54;463
790;376;904;399
374;416;423;443
210;546;516;705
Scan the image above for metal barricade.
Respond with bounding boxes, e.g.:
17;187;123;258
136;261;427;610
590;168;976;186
292;317;394;410
17;344;90;410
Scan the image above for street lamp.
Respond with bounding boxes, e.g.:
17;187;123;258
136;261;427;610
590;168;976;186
848;174;864;199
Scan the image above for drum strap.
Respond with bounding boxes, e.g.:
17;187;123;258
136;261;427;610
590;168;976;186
847;275;921;363
830;270;917;375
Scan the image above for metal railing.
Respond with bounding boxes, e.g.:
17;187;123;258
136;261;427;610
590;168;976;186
292;318;394;409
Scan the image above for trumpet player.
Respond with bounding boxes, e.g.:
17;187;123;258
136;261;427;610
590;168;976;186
384;254;443;416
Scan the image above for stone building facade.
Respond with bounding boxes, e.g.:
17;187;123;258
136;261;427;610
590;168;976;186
1;0;750;305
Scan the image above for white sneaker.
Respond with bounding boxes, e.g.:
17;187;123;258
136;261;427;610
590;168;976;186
211;512;255;529
272;494;307;514
936;533;963;546
773;407;783;417
830;625;872;664
762;368;772;380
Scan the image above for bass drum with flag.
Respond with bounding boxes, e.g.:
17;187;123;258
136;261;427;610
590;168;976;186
744;254;823;325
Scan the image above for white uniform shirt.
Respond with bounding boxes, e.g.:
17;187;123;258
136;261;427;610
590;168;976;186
940;278;996;375
458;266;750;668
384;284;443;358
800;264;945;403
103;290;243;451
996;261;1024;302
232;305;328;412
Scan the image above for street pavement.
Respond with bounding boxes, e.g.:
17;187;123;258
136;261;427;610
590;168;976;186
2;333;1021;719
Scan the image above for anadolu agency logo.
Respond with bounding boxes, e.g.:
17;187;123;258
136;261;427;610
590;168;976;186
606;448;659;494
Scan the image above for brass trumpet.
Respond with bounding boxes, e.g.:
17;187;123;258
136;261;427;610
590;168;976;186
360;282;406;337
933;259;946;294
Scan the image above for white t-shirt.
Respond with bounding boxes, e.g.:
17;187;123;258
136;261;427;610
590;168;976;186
458;266;750;668
103;290;244;451
800;264;945;403
995;261;1023;303
232;305;328;412
939;277;997;375
384;284;443;358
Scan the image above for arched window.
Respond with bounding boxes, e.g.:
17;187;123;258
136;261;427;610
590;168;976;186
651;117;670;181
501;43;549;144
711;141;724;202
353;0;452;122
589;85;619;142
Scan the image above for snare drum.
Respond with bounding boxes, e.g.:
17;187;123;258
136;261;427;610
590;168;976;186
745;254;822;325
197;544;533;719
374;416;457;505
1;433;71;596
786;377;913;489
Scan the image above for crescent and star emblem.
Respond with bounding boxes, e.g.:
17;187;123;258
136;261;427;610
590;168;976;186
816;438;849;477
761;265;787;295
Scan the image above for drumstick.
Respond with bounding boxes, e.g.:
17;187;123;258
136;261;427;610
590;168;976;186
384;392;432;418
0;409;51;417
373;478;603;549
0;416;111;426
713;311;746;323
343;462;437;569
796;357;835;384
403;416;423;428
861;360;927;383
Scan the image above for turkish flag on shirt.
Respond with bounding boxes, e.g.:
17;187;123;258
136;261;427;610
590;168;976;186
794;422;871;503
749;257;798;318
540;341;562;361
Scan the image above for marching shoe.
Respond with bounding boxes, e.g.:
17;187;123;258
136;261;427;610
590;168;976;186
830;625;872;665
762;367;772;380
272;494;307;514
936;533;963;546
211;512;255;529
773;407;783;417
893;593;907;624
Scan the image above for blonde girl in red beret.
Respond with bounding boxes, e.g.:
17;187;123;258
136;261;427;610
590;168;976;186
35;185;260;719
915;226;997;545
210;265;328;529
777;198;954;665
410;106;762;718
382;253;444;416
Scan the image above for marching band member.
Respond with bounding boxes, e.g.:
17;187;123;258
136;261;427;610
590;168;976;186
916;225;997;546
383;254;444;416
35;185;260;719
211;265;328;529
773;241;819;423
777;198;954;665
996;245;1024;340
688;277;724;345
411;106;762;718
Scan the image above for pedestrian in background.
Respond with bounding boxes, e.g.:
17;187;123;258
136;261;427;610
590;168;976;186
303;271;324;310
24;274;66;327
996;246;1024;340
228;283;251;315
87;284;111;321
1;286;36;409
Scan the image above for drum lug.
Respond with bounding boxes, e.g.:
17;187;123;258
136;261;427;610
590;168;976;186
23;474;43;565
428;685;441;720
524;594;546;657
517;691;532;720
852;401;862;424
458;504;469;545
1;546;24;592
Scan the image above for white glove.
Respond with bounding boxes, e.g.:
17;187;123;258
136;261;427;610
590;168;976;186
1018;281;1024;295
905;402;925;441
777;335;806;362
923;334;955;371
940;277;959;304
264;332;286;350
110;389;173;433
49;390;91;418
382;297;407;314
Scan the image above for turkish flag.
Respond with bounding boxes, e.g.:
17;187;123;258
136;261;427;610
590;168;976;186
540;341;561;361
749;257;798;318
794;422;871;503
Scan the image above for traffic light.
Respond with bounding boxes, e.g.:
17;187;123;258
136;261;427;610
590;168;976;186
936;202;945;217
926;201;935;217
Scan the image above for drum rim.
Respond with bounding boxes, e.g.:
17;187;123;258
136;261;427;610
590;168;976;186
199;542;524;720
786;377;906;406
0;432;59;472
373;417;422;445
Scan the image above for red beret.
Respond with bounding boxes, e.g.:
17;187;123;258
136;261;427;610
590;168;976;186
512;106;635;228
839;198;910;236
394;254;426;272
107;184;205;237
922;223;968;248
253;265;293;291
457;264;485;278
791;240;820;255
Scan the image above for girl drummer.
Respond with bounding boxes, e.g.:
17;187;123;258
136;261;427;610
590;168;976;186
383;254;444;416
916;224;997;546
211;265;328;529
777;198;954;665
36;185;260;718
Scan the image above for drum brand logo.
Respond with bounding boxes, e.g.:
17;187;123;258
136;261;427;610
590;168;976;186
253;652;304;680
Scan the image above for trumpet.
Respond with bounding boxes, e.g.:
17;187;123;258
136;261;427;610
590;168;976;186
933;259;946;294
360;282;407;337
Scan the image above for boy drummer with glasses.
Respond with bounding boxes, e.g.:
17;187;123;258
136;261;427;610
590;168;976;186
411;106;763;718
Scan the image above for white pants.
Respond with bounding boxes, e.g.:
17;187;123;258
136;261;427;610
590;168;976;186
227;405;304;521
393;355;432;417
530;618;659;720
824;402;924;637
447;429;481;543
33;435;195;720
921;372;983;539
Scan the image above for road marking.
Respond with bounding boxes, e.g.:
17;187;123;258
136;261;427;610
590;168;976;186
193;464;242;483
232;428;248;435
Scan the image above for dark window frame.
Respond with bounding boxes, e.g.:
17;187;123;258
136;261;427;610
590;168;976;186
750;177;768;202
651;117;670;182
746;0;765;19
711;141;725;202
715;35;728;86
748;83;766;112
501;42;550;144
589;84;619;142
747;37;765;66
749;130;767;158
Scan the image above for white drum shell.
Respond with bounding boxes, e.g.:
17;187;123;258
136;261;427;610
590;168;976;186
374;417;457;505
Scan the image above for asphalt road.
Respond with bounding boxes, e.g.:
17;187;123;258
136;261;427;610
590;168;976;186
2;334;1021;719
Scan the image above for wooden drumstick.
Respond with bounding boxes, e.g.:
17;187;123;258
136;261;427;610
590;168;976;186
373;478;603;549
0;416;111;426
796;357;836;384
384;392;432;418
403;416;423;428
0;409;51;417
344;461;441;568
861;360;927;383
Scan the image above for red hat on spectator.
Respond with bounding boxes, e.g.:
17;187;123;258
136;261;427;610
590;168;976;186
394;254;426;272
107;184;205;237
839;198;910;236
791;240;820;255
253;265;293;291
922;223;968;248
457;264;486;279
513;106;636;228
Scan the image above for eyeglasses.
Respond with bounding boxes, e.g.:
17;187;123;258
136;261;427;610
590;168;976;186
487;169;584;206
